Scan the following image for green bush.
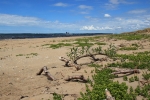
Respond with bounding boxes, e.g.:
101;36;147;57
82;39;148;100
78;68;135;100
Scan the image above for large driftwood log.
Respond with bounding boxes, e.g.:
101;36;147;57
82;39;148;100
105;89;115;100
64;75;88;82
112;69;140;75
59;57;81;70
37;66;56;81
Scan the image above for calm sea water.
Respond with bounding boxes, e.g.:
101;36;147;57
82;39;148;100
0;33;112;40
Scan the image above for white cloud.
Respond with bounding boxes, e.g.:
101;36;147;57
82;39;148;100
80;25;113;30
105;0;136;9
104;14;111;17
128;9;147;14
53;2;68;7
0;14;77;29
80;14;150;32
78;5;93;10
109;0;135;5
80;25;96;30
0;13;150;33
0;14;41;26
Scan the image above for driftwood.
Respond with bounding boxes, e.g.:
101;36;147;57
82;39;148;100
59;56;107;70
73;53;107;64
105;88;115;100
64;75;88;82
59;57;81;70
140;80;150;85
37;66;56;81
112;69;140;75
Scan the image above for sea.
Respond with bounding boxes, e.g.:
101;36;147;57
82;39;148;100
0;33;112;40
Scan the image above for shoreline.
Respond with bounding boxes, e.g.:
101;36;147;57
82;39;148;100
0;33;111;40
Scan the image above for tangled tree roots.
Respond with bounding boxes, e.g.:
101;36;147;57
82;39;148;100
59;56;107;70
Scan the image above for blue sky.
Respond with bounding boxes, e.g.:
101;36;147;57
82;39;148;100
0;0;150;33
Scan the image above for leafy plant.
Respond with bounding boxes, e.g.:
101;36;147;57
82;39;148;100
129;77;134;83
104;44;116;58
95;42;106;45
123;76;128;81
78;68;136;100
16;54;24;56
134;76;139;81
88;63;102;68
142;71;150;81
53;93;62;100
119;47;137;50
50;43;72;49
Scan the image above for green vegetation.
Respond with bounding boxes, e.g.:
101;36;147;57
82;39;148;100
119;46;137;50
53;93;62;100
142;71;150;81
123;76;128;81
42;43;72;49
104;44;116;58
78;68;136;100
16;53;38;57
110;34;150;40
95;42;106;45
129;77;135;83
50;43;72;49
134;76;139;81
74;41;93;47
51;31;150;100
88;63;102;68
108;51;150;69
16;54;24;56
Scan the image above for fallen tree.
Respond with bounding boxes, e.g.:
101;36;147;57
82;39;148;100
59;44;116;70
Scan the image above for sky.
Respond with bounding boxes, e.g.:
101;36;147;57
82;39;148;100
0;0;150;33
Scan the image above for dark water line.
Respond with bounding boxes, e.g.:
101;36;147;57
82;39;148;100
0;33;112;40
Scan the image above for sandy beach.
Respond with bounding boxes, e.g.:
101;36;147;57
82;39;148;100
0;35;150;100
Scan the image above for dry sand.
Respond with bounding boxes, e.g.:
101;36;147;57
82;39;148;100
0;36;150;100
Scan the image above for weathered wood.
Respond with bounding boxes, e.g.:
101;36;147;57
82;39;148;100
59;57;81;70
112;69;140;75
74;54;107;64
105;88;115;100
59;56;107;70
65;75;87;82
37;66;56;81
36;67;44;75
140;80;150;85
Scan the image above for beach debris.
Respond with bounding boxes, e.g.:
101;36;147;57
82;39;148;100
37;66;56;81
20;95;28;100
59;57;81;70
140;80;150;85
105;88;115;100
110;68;140;77
64;75;88;82
111;68;140;75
